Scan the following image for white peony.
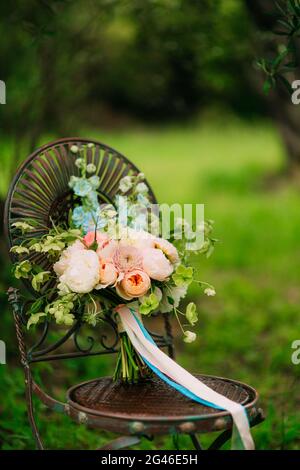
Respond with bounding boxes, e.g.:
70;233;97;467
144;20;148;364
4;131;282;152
53;240;85;276
59;250;100;293
119;227;156;250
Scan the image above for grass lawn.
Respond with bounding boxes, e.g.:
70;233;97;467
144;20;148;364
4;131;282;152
1;118;300;449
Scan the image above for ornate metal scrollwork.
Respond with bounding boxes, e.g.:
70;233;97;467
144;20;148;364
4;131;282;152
25;309;120;363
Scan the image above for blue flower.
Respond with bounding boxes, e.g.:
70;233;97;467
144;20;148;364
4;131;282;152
89;175;100;189
72;206;86;227
86;190;99;211
73;179;92;197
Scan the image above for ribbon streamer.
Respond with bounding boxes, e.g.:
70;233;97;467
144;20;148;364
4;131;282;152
116;305;254;450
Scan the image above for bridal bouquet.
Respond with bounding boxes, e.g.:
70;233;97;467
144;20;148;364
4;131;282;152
11;143;216;382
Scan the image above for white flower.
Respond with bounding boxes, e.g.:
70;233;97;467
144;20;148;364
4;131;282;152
75;158;84;168
142;248;173;281
70;144;79;153
119;227;156;250
204;287;216;296
137;172;145;181
60;250;100;294
53;240;86;276
86;163;96;173
136;182;149;194
119;176;133;193
160;285;188;313
183;331;197;343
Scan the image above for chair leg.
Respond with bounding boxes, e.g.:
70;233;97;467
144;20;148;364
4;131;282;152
190;433;203;450
208;429;232;450
24;366;44;450
208;412;265;450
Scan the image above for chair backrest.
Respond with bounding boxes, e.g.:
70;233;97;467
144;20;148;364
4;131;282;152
5;138;174;365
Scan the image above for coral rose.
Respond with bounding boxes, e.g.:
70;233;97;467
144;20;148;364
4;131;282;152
95;261;118;289
142;248;173;281
116;269;151;299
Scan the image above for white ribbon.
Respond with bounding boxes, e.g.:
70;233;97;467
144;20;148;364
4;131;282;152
116;305;254;450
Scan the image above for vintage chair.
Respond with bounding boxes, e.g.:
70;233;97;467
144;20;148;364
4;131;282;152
5;138;264;450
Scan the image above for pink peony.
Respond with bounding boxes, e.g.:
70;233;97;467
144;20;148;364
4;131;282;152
95;261;118;289
142;248;173;281
153;237;179;264
97;239;118;262
113;244;143;273
83;231;108;249
116;269;151;299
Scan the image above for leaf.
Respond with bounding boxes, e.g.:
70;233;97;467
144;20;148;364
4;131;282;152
27;313;47;329
273;48;289;69
28;299;45;316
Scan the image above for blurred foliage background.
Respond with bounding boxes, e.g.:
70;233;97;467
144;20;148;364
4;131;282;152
1;0;300;450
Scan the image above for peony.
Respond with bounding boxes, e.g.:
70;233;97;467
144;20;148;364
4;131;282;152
95;261;118;289
53;240;85;276
97;239;118;261
60;250;100;293
153;237;179;265
142;248;173;281
83;231;108;249
118;227;156;250
116;269;151;299
114;244;143;273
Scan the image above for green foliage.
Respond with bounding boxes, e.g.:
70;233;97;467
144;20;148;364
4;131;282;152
257;1;300;94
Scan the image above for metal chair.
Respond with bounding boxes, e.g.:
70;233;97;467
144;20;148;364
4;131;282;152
5;138;264;450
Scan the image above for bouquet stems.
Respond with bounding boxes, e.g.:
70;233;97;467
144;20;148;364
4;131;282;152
113;332;151;383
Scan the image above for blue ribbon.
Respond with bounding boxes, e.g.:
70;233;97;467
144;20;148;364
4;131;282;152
130;309;223;411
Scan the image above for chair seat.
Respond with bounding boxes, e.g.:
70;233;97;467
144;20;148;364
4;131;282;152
67;374;260;435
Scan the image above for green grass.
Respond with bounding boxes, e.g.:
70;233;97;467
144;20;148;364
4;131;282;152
1;119;300;449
